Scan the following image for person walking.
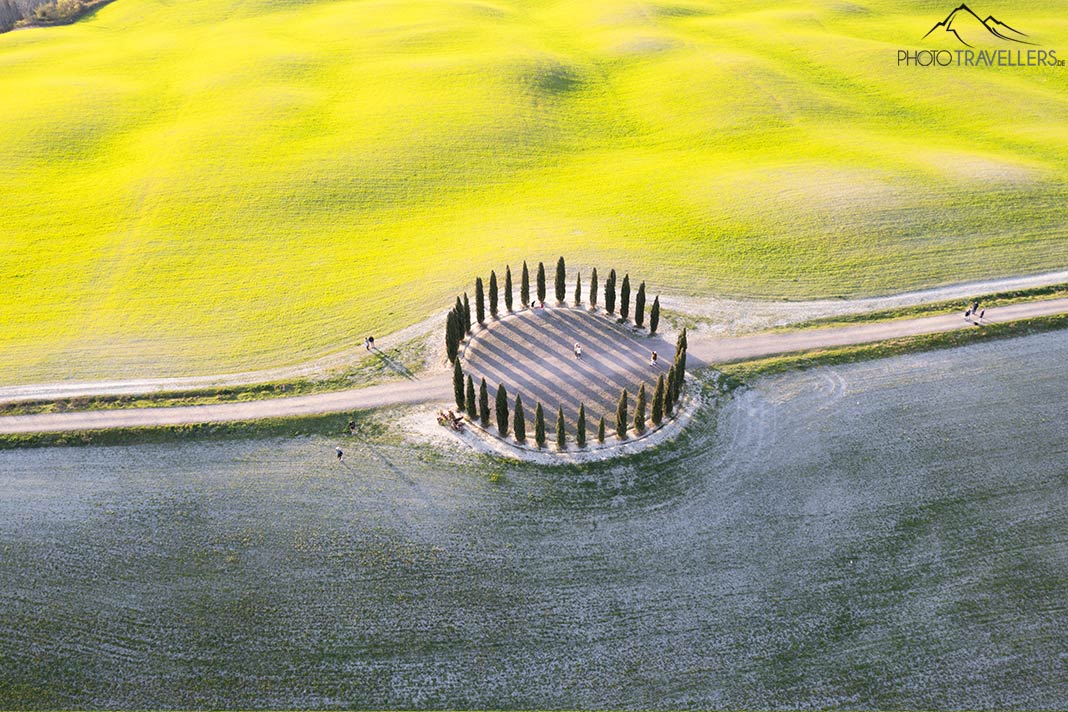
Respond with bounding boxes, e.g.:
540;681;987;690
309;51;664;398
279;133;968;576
364;337;370;351
368;335;375;349
336;447;344;461
979;309;985;322
651;351;658;366
574;343;582;358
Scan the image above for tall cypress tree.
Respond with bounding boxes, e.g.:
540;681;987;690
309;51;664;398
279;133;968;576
489;271;498;317
479;377;490;426
505;266;514;312
536;262;546;304
576;403;587;448
649;296;660;335
620;274;631;321
589;268;598;309
635;281;646;328
533;402;545;448
453;359;465;410
555;256;566;303
665;363;677;414
521;262;530;307
634;383;647;434
514;395;526;442
679;328;688;372
455;296;464;333
495;384;509;435
462;293;472;334
605;269;616;314
615;388;628;439
597;415;606;444
652;374;665;426
445;309;460;363
475;278;485;326
573;272;582;307
465;375;477;420
556;406;566;450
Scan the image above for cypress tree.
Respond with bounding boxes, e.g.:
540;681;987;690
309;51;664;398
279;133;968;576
455;296;464;332
652;374;665;426
514;395;526;442
605;269;616;314
620;274;631;321
536;262;546;304
573;272;582;307
616;388;628;439
505;266;514;312
479;377;490;426
556;406;566;450
635;281;646;328
462;293;472;334
675;352;686;395
466;375;477;420
453;359;465;410
445;309;460;363
634;383;647;434
650;296;660;335
576;403;587;448
679;328;688;372
665;363;677;414
475;278;485;326
495;384;509;435
489;271;498;317
533;402;545;448
521;261;530;307
589;268;598;309
538;403;546;448
555;256;566;303
597;415;606;444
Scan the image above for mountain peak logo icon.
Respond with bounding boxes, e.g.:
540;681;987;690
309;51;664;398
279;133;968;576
923;4;1033;47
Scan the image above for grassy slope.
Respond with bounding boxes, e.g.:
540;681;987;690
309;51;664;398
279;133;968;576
1;0;1066;383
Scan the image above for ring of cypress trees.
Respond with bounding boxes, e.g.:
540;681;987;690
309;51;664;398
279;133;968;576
442;259;688;454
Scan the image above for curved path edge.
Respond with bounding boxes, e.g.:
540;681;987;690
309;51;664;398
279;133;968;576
1;298;1066;435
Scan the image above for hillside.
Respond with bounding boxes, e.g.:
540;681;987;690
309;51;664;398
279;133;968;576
1;0;1066;382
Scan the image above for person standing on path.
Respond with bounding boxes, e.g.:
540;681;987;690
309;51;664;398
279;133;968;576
651;351;658;366
979;309;985;322
336;447;344;461
364;337;370;351
368;336;375;349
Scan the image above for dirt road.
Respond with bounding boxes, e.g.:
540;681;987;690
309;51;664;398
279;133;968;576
1;298;1065;434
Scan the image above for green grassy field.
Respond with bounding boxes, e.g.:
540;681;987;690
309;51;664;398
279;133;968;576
1;0;1067;383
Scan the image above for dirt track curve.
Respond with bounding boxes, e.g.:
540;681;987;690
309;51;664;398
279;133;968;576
1;297;1066;435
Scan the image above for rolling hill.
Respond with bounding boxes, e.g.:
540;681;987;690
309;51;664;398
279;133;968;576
1;0;1066;382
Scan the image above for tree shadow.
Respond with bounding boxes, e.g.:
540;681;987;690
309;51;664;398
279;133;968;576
373;348;416;380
